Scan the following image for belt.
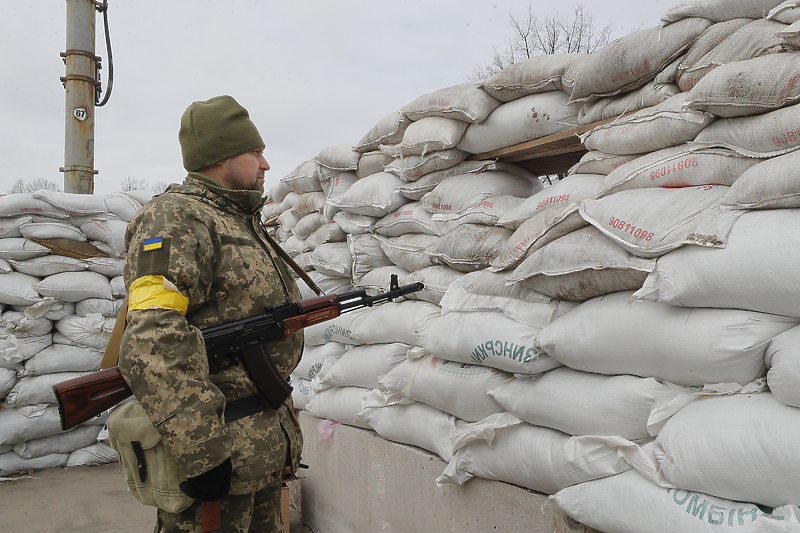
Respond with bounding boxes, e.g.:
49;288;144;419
224;394;270;424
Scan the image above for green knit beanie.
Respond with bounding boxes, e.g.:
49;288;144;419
179;95;265;172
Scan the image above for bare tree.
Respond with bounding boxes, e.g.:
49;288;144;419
8;177;62;194
120;176;149;191
151;181;169;194
470;3;613;79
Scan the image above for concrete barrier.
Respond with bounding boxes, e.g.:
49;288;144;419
297;412;599;533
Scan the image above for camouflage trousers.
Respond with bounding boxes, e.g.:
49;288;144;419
154;481;283;533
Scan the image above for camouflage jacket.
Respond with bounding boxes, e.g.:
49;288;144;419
119;173;304;495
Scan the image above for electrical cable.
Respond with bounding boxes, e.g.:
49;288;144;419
95;1;113;107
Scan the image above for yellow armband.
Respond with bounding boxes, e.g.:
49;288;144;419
129;276;190;315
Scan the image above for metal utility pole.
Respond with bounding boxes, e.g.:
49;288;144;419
61;0;99;194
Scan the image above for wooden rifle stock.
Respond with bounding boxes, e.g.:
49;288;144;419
53;366;132;430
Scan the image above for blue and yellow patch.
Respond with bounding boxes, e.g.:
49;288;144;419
143;237;163;252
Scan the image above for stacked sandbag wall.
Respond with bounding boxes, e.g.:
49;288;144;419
0;189;152;476
267;0;800;530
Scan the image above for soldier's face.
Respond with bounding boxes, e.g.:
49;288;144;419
219;148;270;193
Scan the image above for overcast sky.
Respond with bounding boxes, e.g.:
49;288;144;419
0;1;671;197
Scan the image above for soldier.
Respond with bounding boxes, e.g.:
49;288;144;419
118;95;304;532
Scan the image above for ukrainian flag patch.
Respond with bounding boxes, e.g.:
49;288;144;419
143;237;163;252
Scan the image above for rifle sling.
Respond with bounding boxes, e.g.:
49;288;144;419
240;343;293;410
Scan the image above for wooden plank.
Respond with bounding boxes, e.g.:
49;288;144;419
468;114;631;171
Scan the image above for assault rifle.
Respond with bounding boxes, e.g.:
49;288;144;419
54;275;423;431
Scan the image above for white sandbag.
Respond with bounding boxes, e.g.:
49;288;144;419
20;343;103;376
79;219;128;257
281;235;306;256
481;53;589;102
354;111;412;153
354;265;411;296
76;298;123;320
8;255;88;277
0;311;51;337
348;234;393;284
679;19;792;93
19;220;86;242
291;191;327;217
675;18;754;91
0;451;69;476
400;265;464;305
384;148;469;181
123;189;154;206
498;174;603;230
290;375;314;410
437;420;635;495
379;357;508;422
457;92;579;154
0;216;32;238
332;210;378;235
83;257;124;278
656;392;800;508
581;93;715;155
104;192;142;221
635;210;800;317
661;0;785;24
780;17;800;45
294;342;347;382
5;371;90;407
0;335;52;367
420;171;542;216
426;224;513;272
508;226;655;301
433;195;525;228
75;298;123;318
305;222;346;250
360;400;457;462
373;201;450;237
580;185;743;258
12;425;101;459
23;298;75;321
396;159;536;199
0;258;11;274
694;101;800;156
282;160;322;194
765;325;800;407
326;172;409;217
721;149;800;209
0;272;42;305
416;310;560;375
32;190;108;216
316;343;409;390
277;209;302;233
309;242;352;278
0;405;64;444
0;194;70;219
769;0;800;22
304;386;372;429
597;143;761;197
686;52;800;117
110;276;125;298
537;290;798;386
489;368;672;440
554;469;800;533
0;367;16;398
264;191;300;221
0;238;50;261
321;172;359;220
301;270;354;299
577;81;680;126
356;151;393;179
292;212;326;239
66;442;118;466
490;207;589;273
375;233;439;272
570;18;712;103
400;82;501;124
55;314;114;349
569;151;646;176
34;271;113;301
383;116;469;157
316;144;361;171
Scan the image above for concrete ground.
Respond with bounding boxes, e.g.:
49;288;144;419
0;462;314;533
